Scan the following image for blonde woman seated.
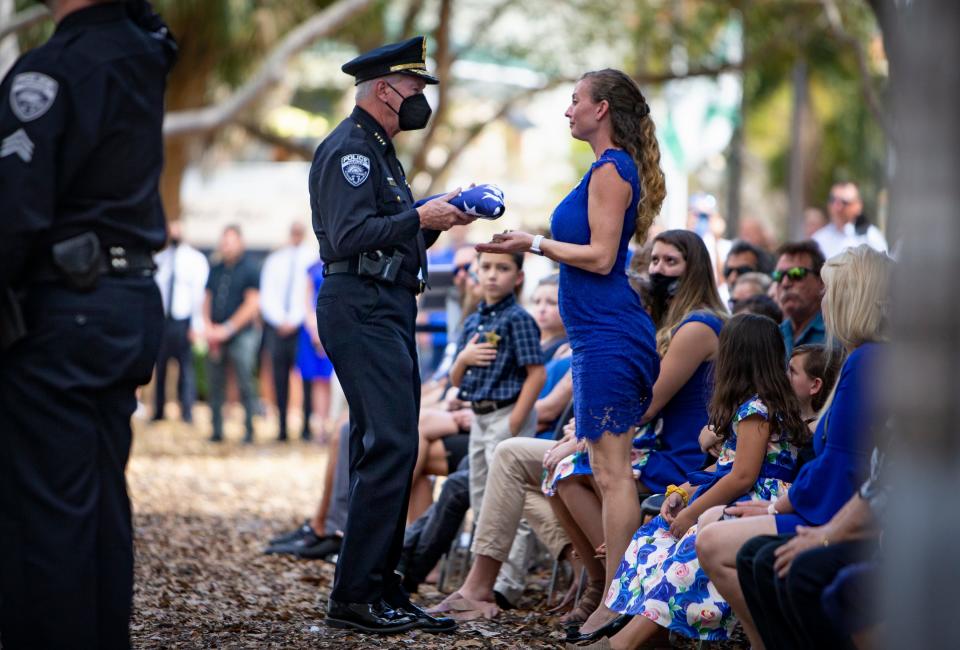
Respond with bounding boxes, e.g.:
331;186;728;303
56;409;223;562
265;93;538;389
695;245;891;650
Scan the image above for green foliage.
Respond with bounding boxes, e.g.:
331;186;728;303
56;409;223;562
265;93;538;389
741;0;887;211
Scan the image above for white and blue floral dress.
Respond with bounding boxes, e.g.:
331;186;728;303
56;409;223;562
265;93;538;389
603;396;799;641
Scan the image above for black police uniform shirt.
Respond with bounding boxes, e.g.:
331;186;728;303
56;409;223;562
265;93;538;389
309;106;439;282
0;3;175;289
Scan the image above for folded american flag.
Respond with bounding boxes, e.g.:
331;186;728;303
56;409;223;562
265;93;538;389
415;184;506;220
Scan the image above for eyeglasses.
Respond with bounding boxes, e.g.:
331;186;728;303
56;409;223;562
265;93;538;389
828;195;853;206
771;267;817;283
453;263;471;276
723;265;755;279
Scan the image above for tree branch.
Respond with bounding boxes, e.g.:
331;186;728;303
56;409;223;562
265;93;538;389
400;0;425;39
454;0;515;58
819;0;892;139
163;0;374;138
420;58;758;193
423;78;569;194
238;120;314;160
0;4;49;42
409;0;453;177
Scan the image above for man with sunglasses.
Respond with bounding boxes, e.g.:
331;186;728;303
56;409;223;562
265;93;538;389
812;181;888;259
720;239;769;306
773;241;827;357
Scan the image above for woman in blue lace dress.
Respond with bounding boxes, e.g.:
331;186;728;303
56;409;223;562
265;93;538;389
479;69;664;617
543;231;727;631
595;314;810;648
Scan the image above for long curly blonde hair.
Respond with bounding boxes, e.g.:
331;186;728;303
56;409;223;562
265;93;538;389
581;69;666;243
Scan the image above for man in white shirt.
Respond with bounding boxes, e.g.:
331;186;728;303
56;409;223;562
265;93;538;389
153;221;209;423
260;222;318;441
812;181;888;259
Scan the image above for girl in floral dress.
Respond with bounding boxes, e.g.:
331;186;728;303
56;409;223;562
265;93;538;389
582;314;810;649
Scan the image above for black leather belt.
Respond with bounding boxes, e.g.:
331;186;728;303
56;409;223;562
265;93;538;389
323;257;426;295
31;245;156;284
471;397;518;415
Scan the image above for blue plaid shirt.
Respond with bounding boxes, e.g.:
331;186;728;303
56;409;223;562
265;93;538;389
455;294;544;402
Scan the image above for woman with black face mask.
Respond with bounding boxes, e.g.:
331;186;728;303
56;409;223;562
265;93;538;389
637;228;728;455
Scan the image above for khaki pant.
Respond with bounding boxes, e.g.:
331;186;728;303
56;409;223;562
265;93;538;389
468;404;538;603
471;436;570;602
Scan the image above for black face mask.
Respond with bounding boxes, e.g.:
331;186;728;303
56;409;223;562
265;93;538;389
385;82;432;131
648;273;681;301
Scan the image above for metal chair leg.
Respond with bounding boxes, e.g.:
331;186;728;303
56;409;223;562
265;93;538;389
546;555;560;605
573;566;587;607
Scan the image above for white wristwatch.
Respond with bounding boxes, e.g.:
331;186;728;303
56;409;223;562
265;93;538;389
530;234;545;256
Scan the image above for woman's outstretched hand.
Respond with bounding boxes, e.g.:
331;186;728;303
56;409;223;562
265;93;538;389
476;230;535;255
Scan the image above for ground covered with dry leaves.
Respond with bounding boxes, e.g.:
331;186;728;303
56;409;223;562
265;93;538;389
128;407;746;649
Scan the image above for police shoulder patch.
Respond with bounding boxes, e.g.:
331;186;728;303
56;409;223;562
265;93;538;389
10;72;59;123
340;153;370;187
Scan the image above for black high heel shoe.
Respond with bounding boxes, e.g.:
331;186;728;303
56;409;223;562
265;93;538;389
565;613;632;644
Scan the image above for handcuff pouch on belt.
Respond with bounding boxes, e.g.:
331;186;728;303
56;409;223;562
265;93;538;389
51;232;102;291
357;250;404;283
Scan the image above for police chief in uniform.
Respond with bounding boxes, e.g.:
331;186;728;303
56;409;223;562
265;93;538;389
310;37;474;634
0;1;176;648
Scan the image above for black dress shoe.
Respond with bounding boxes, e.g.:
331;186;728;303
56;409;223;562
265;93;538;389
326;599;416;634
264;523;340;560
567;614;632;643
269;520;313;546
387;599;457;633
296;534;341;560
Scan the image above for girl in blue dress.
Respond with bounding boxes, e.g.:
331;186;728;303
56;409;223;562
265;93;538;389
693;245;892;649
479;69;663;624
596;314;810;647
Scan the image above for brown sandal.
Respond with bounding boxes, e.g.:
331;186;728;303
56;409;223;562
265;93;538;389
558;581;605;626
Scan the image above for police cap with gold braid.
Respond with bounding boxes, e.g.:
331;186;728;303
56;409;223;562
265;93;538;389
341;36;439;85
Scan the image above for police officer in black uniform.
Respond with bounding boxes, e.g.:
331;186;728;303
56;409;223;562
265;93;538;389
310;36;474;634
0;1;176;648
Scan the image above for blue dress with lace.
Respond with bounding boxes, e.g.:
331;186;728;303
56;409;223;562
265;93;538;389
550;148;659;441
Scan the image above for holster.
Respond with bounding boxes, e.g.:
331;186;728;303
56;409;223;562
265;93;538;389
51;232;102;292
357;250;404;283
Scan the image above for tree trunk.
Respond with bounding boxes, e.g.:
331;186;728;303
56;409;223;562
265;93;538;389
0;0;18;79
786;59;809;241
880;3;960;649
408;0;453;181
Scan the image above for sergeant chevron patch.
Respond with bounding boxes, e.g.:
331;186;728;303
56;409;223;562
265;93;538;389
1;129;35;162
10;72;58;122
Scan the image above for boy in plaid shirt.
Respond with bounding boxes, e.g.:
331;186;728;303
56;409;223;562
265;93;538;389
450;251;546;515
